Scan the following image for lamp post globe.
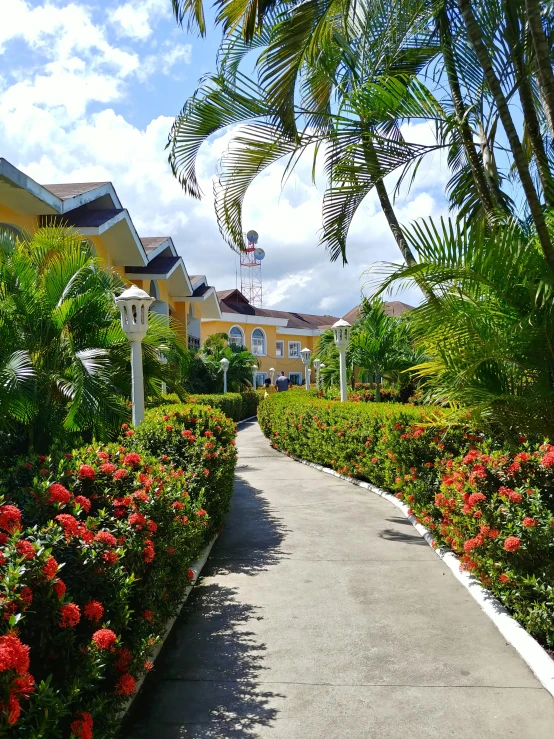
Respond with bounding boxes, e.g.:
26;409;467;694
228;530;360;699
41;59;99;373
220;357;230;393
115;285;155;427
332;319;351;402
300;347;312;390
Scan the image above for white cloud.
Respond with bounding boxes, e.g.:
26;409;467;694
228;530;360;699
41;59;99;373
112;0;170;40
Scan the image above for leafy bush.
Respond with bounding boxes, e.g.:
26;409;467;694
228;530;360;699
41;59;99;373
187;393;243;422
0;403;236;736
259;394;554;647
239;389;261;419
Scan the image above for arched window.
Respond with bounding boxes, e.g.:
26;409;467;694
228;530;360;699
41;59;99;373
0;223;22;240
251;327;266;356
229;325;245;347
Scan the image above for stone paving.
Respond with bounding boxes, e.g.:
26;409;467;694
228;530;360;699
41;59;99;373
120;421;554;738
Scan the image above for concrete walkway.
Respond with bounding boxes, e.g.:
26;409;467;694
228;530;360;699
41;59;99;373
121;421;554;738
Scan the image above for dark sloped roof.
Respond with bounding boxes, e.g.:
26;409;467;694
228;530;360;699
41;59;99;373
40;208;124;229
217;290;338;330
140;237;170;253
192;283;212;297
125;256;180;275
43;183;109;199
342;301;414;324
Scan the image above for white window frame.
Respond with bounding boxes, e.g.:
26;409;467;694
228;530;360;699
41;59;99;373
289;372;303;386
228;325;245;347
251;327;267;356
255;371;267;388
275;340;284;358
288;341;301;358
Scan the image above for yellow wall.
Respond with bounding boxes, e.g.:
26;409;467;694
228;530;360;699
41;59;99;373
0;204;37;234
200;319;319;380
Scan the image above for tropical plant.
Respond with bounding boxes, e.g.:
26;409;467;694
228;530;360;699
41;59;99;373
189;332;257;392
373;215;554;434
168;0;554;270
0;226;190;453
349;298;424;400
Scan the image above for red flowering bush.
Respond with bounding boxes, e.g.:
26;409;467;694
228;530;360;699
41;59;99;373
0;402;236;736
259;393;554;648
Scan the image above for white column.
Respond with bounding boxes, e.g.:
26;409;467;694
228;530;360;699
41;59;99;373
305;366;311;391
339;348;348;402
223;369;228;394
130;340;145;426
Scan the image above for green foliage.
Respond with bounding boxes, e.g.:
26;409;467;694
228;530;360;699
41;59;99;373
259;393;554;647
0;227;190;455
188;393;243;422
374;216;554;435
187;333;257;393
0;402;236;735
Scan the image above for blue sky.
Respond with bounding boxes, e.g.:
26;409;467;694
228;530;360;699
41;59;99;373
0;0;449;316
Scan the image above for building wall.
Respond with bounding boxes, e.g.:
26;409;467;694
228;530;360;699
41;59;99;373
200;319;320;384
0;204;38;234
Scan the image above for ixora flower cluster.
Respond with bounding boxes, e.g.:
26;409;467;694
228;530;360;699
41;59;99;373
0;402;237;737
259;393;554;649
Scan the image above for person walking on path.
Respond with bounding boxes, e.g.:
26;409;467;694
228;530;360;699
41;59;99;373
264;378;276;398
275;371;290;392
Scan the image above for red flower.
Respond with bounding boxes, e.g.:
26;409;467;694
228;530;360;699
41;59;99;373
0;505;21;533
0;635;30;674
125;430;135;437
53;579;66;600
100;462;117;475
498;574;510;583
71;712;93;739
97;451;109;460
5;694;21;725
15;540;35;560
203;469;210;477
78;465;95;481
522;517;537;528
76;524;94;543
172;501;184;510
74;495;91;513
187;568;194;581
166;546;175;555
20;587;33;607
467;492;486;507
92;628;117;650
488;529;500;539
144;660;154;671
94;531;117;546
84;600;104;621
55;513;79;538
204;430;213;437
541;450;554;467
123;453;141;467
102;550;119;564
12;672;35;698
121;424;128;429
59;603;81;628
196;509;207;517
128;512;146;529
143;540;155;563
115;673;136;696
48;483;71;505
143;610;154;621
113;468;128;480
503;536;521;552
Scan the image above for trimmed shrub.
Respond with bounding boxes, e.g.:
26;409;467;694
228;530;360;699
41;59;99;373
240;389;261;419
0;403;236;736
187;393;243;423
258;393;554;648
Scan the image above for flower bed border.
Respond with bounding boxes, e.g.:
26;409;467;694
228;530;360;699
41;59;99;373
273;447;554;699
119;534;219;721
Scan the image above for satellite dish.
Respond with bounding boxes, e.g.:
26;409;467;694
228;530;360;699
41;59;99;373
254;247;265;261
247;230;259;244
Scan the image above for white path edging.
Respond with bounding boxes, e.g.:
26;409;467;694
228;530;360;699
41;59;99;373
277;448;554;699
119;535;218;719
237;415;257;425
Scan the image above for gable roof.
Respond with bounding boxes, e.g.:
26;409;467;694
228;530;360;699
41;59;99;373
343;301;414;324
43;183;110;200
217;290;338;330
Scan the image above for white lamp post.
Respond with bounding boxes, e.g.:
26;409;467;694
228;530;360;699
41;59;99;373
251;363;258;389
220;357;230;393
269;367;275;386
332;319;351;402
313;358;321;390
300;347;312;390
320;363;326;391
115;285;155;426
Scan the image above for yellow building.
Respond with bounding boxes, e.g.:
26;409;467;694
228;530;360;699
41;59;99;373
0;158;221;347
201;289;339;387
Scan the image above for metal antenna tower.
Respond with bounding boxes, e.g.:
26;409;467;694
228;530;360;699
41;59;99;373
240;230;265;307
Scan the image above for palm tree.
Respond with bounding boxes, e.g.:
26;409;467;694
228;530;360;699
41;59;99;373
349;298;424;401
192;332;258;391
372;214;554;434
0;226;190;452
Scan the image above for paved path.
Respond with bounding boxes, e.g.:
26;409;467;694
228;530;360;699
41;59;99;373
121;421;554;738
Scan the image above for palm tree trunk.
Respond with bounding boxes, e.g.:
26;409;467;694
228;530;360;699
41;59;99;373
503;0;554;206
438;11;498;214
524;0;554;138
458;0;554;272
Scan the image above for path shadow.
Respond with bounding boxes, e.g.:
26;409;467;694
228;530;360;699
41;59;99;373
206;476;291;577
119;583;284;739
379;527;428;545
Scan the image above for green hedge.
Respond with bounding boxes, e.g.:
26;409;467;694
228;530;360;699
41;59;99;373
149;391;260;423
258;393;554;648
0;403;236;736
